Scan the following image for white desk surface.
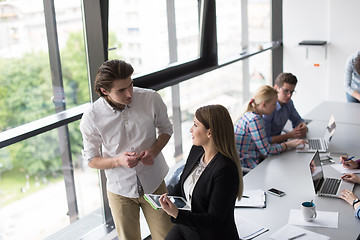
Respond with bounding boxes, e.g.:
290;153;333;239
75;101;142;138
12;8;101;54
237;120;360;239
305;101;360;125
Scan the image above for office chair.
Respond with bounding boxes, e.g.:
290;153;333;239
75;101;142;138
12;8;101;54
242;167;251;176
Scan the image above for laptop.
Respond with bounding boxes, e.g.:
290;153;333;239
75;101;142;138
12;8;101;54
297;115;336;153
309;150;354;198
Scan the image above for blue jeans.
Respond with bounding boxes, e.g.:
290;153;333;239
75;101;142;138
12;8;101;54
346;93;360;103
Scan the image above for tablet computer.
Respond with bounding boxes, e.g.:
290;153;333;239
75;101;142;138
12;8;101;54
144;194;191;210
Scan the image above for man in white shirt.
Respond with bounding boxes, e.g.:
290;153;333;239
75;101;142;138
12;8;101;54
80;60;173;240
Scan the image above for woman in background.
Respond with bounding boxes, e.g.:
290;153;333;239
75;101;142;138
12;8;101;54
234;85;305;169
159;104;243;240
344;51;360;103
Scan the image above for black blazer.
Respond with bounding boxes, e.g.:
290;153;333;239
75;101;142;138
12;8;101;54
169;145;240;240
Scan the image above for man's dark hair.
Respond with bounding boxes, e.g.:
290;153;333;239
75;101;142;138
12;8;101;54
275;72;298;87
95;60;134;97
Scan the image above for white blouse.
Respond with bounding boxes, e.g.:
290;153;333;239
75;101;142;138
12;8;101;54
183;154;208;203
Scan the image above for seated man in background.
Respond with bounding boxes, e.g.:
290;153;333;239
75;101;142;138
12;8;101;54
263;72;307;144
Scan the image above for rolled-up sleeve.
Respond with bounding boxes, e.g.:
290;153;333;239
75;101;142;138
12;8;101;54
80;113;102;162
153;92;173;136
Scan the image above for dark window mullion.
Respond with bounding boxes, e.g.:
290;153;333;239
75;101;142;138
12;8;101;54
43;0;79;223
167;0;183;158
81;0;113;226
199;0;217;65
272;0;283;82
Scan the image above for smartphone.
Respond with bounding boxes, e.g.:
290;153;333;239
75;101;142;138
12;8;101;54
267;188;285;197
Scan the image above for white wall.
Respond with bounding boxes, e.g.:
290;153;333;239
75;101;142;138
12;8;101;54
283;0;360;116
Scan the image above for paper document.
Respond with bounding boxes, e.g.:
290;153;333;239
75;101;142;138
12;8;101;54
235;189;266;208
288;209;338;228
331;164;360;174
235;215;268;240
270;224;330;240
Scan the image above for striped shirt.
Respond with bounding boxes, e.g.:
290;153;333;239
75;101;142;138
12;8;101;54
234;111;285;169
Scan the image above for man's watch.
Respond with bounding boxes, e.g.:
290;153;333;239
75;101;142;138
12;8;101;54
353;198;360;207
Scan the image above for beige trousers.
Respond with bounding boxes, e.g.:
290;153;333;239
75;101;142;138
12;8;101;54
107;181;173;240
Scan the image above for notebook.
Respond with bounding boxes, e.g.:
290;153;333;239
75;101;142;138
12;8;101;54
235;189;266;208
309;150;354;198
297;115;336;153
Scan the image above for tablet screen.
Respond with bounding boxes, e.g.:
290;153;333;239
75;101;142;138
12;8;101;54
169;196;187;208
145;194;190;210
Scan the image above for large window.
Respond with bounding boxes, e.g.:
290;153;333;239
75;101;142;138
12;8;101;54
216;0;242;60
108;0;200;75
0;121;103;240
0;1;94;239
248;0;272;90
178;61;244;154
0;0;89;132
174;0;199;62
248;0;271;45
0;1;52;131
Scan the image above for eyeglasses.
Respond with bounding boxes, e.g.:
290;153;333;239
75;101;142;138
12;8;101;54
280;87;296;95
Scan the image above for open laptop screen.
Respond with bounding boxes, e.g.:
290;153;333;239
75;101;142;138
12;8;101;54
309;150;324;193
324;115;336;144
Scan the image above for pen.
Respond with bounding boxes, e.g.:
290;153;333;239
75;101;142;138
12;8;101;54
288;232;306;240
242;195;249;198
345;156;355;162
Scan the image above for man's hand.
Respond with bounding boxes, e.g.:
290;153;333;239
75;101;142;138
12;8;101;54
114;151;145;168
139;149;157;165
137;133;171;165
291;122;307;138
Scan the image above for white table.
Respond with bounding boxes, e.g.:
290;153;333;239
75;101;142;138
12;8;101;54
236;120;360;239
305;101;360;125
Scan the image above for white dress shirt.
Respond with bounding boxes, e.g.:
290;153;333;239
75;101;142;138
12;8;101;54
80;87;173;198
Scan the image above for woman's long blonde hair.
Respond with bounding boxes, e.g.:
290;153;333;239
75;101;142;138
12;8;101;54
240;85;278;117
195;104;243;200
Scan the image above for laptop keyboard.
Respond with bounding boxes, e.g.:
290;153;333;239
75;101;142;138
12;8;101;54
308;139;322;150
321;178;341;195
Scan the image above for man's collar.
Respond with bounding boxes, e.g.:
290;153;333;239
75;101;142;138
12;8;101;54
102;97;115;111
276;101;281;111
102;97;130;112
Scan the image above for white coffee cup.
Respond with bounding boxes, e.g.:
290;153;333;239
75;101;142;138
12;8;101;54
301;201;317;222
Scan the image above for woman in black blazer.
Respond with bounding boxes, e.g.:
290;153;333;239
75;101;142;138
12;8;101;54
159;105;243;240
